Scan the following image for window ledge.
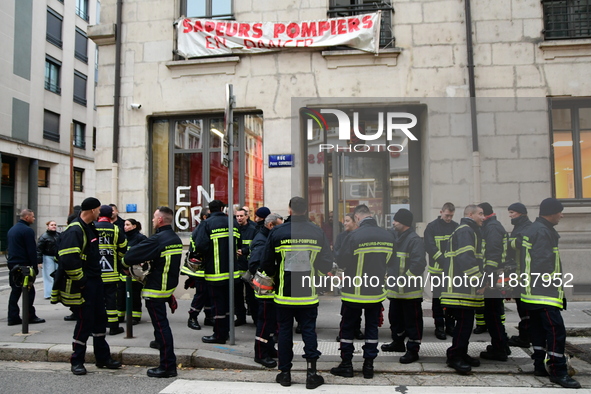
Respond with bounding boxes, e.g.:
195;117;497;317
166;56;240;77
539;38;591;60
321;47;402;69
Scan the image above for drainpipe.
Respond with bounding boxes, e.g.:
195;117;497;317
112;0;123;203
464;0;481;203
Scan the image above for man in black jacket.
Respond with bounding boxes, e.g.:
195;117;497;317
381;209;426;364
477;202;510;361
506;202;532;348
441;204;485;374
330;204;394;379
6;209;45;326
123;206;182;378
261;197;333;389
58;197;121;375
518;198;580;389
424;202;458;340
248;213;284;368
235;208;257;326
193;200;241;344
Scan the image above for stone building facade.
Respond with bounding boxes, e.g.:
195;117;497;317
89;1;591;297
1;0;98;245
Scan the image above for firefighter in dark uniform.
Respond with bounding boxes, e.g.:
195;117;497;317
183;209;214;330
235;208;258;325
54;197;121;375
477;202;510;361
506;202;532;348
123;206;183;378
440;204;485;374
248;213;284;368
424;202;458;340
193;200;241;344
96;205;127;335
261;197;333;389
381;209;426;364
518;198;580;389
330;204;394;379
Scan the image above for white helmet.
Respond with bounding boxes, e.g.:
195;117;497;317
129;261;151;284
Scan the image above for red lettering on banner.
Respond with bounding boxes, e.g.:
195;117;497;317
362;15;373;29
318;21;330;35
331;20;337;35
215;22;225;36
308;154;315;164
244;39;255;49
274;23;286;38
301;22;317;37
194;20;204;33
337;19;346;34
225;22;238;37
238;23;251;37
205;36;227;49
182;19;193;33
286;22;300;38
347;17;360;32
252;23;263;38
204;21;215;33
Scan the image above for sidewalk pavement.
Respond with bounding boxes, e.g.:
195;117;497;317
1;281;591;388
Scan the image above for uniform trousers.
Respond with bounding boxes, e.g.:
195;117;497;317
71;277;110;365
189;277;211;319
254;298;276;359
483;297;507;350
445;307;475;359
432;297;454;330
514;298;530;340
103;282;119;327
338;301;381;360
208;281;230;340
146;298;176;371
388;298;423;352
7;264;37;321
529;306;567;376
276;305;321;372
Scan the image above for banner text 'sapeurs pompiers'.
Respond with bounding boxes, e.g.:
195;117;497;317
177;12;381;58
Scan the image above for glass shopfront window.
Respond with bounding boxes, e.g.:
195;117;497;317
150;113;264;234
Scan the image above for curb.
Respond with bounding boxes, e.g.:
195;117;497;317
0;342;533;375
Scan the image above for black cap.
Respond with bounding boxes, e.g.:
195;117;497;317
255;207;271;219
81;197;101;211
478;202;493;216
508;202;527;215
394;208;413;227
99;205;113;218
539;198;564;216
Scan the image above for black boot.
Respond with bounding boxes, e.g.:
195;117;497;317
276;371;291;387
381;341;405;352
187;316;201;330
434;326;446;340
330;359;354;378
306;359;324;389
400;350;419;364
473;325;487;334
362;358;374;379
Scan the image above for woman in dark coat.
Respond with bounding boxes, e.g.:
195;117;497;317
37;220;60;299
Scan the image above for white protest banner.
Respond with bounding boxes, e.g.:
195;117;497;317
177;12;381;58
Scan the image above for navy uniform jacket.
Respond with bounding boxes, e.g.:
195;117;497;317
507;215;532;274
338;217;394;304
260;215;333;307
123;224;182;300
424;217;458;276
95;219;128;283
7;220;37;267
192;211;241;284
481;215;508;274
440;217;484;309
387;227;426;299
237;220;257;272
519;217;565;310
